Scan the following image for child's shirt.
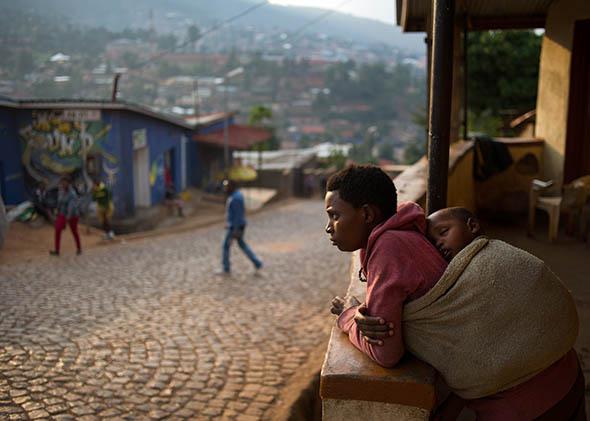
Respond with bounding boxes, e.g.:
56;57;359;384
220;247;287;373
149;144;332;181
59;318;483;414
92;182;112;209
57;187;79;218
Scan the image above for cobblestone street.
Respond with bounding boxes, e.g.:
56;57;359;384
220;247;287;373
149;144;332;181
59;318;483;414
0;200;350;420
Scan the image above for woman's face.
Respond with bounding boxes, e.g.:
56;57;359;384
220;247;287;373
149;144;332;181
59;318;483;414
324;190;369;252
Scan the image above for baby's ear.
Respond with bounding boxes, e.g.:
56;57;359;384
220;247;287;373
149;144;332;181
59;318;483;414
467;217;481;236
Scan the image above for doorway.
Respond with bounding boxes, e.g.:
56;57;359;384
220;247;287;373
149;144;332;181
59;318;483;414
0;161;5;204
133;147;150;207
564;19;590;183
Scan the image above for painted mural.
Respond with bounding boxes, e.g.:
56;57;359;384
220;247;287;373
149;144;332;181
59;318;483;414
19;110;116;192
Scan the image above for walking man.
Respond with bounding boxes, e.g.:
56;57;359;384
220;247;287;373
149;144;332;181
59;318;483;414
218;179;263;275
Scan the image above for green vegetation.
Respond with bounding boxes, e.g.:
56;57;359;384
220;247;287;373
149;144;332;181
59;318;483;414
467;30;542;135
249;105;280;151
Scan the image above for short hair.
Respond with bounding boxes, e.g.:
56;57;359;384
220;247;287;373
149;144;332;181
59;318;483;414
441;207;477;224
326;164;397;218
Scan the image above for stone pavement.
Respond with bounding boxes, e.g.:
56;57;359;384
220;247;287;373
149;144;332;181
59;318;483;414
0;199;350;420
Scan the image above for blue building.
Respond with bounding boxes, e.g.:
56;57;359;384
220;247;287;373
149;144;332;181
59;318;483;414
0;98;196;218
0;98;272;219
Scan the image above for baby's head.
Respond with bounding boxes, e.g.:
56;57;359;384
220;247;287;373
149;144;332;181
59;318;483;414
427;207;482;262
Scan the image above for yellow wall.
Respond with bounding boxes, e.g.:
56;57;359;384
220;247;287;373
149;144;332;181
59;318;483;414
447;148;475;211
535;0;590;186
445;141;544;215
475;142;544;214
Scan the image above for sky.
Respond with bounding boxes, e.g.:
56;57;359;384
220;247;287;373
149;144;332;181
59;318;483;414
268;0;396;25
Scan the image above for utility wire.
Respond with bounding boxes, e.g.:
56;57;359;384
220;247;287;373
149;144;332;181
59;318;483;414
130;1;269;71
114;1;269;100
287;0;354;42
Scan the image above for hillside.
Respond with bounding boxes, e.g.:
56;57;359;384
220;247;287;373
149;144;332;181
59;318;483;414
2;0;424;53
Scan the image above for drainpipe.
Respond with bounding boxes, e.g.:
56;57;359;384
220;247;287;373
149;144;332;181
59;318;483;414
463;13;469;141
425;4;433;159
427;0;455;214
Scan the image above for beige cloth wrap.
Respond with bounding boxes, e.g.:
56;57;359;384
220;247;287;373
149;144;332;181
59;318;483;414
402;237;579;399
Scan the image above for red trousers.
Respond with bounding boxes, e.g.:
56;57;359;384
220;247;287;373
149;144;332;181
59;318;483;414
54;214;81;253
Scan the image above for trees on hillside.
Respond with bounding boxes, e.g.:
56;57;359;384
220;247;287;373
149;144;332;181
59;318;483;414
467;30;542;135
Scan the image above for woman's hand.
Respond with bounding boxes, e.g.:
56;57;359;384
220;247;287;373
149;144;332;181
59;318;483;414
330;296;346;315
354;303;394;345
330;295;361;316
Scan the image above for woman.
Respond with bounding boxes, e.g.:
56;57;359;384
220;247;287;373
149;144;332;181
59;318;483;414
49;176;82;256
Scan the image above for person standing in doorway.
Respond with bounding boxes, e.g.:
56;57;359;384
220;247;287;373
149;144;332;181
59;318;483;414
218;179;263;276
50;175;82;256
92;178;114;240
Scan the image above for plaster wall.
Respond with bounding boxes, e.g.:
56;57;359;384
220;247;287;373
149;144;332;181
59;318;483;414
535;0;590;185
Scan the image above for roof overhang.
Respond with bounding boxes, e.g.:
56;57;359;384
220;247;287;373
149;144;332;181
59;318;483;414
2;97;193;129
193;125;272;150
396;0;550;32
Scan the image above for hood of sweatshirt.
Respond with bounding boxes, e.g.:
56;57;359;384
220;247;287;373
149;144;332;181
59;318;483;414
360;201;427;269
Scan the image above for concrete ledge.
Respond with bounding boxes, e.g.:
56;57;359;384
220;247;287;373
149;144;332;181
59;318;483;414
323;399;430;420
320;253;437;419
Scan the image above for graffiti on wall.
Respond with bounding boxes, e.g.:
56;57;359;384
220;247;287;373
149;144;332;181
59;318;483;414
20;110;116;191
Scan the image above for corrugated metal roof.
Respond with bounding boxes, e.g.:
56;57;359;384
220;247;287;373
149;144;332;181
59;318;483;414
398;0;552;31
0;97;194;129
193;125;272;150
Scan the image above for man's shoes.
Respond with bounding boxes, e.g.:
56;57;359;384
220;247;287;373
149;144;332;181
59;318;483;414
253;262;263;276
214;269;231;277
103;231;115;240
49;250;59;256
76;249;82;255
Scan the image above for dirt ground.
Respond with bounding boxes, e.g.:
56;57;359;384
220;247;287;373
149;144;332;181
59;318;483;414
0;219;109;265
0;198;226;266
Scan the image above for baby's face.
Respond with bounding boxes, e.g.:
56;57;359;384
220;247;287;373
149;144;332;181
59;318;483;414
427;213;475;262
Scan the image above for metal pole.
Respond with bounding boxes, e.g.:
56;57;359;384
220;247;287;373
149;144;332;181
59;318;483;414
463;13;468;140
111;73;121;102
193;78;200;118
425;34;432;159
427;0;455;214
223;84;229;176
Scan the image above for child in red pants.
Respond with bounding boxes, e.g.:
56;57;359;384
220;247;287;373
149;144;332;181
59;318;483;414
50;176;81;256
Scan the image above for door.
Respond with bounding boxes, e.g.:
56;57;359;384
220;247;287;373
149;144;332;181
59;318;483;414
0;161;5;204
133;147;150;207
564;19;590;183
180;135;187;191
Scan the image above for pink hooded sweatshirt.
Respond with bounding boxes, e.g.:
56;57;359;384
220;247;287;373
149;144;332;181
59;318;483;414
337;201;447;368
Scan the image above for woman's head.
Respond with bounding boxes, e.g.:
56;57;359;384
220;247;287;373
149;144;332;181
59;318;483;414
324;165;397;252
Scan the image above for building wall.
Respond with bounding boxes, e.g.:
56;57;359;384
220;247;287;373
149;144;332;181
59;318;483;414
447;148;475;212
0;106;25;205
7;106;190;218
535;0;590;185
16;108;117;211
197;144;224;188
117;111;186;215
